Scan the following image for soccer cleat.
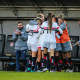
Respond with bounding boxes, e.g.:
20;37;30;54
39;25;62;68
50;70;56;73
37;70;42;72
28;68;31;71
65;69;69;72
43;68;48;72
59;70;62;72
25;68;28;72
46;70;49;72
31;70;35;72
69;70;73;72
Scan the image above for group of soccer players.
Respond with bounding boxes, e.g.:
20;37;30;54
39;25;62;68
25;12;73;72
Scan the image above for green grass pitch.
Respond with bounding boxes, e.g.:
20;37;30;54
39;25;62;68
0;71;80;80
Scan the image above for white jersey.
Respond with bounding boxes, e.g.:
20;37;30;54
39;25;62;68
28;25;41;45
41;21;59;43
38;28;44;47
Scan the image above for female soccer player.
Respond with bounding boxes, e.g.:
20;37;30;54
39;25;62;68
58;15;73;72
54;17;63;72
27;22;42;72
35;17;43;72
41;13;63;72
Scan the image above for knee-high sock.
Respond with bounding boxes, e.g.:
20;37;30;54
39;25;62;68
31;57;36;70
55;56;59;71
63;58;69;69
41;58;44;69
59;58;62;71
50;56;55;71
68;57;73;70
44;54;47;68
37;62;41;70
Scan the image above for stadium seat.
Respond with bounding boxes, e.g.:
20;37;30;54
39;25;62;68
78;46;80;57
70;36;79;57
4;35;15;56
71;46;78;57
0;56;10;61
0;34;6;56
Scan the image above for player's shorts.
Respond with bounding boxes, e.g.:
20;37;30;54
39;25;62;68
55;43;62;52
27;43;31;51
37;43;50;52
47;48;51;52
30;43;38;52
43;42;56;49
61;41;72;53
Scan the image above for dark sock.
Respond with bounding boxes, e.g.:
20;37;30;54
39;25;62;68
59;58;62;71
47;59;50;70
31;57;36;70
44;54;47;68
50;56;55;71
55;56;59;71
64;58;68;69
62;59;65;70
68;57;73;70
41;58;44;70
37;62;41;70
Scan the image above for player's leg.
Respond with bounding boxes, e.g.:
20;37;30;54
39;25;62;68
43;48;48;70
62;41;72;72
41;50;44;70
27;50;32;71
31;44;37;72
55;43;62;71
50;43;56;72
37;47;42;72
66;51;73;72
27;44;32;71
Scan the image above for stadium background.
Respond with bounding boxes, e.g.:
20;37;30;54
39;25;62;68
0;0;80;71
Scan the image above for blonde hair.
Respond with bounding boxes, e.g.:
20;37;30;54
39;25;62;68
58;14;64;20
38;14;44;18
35;17;42;21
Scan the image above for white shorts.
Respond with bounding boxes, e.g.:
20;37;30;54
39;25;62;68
30;43;38;52
43;42;56;49
27;43;31;51
41;44;51;52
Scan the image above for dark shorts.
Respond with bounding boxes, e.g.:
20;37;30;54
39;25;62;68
55;43;62;52
61;41;72;53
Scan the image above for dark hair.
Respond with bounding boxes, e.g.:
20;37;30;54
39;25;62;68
44;17;47;21
18;22;23;25
58;14;64;21
55;17;58;22
53;14;55;17
47;12;53;33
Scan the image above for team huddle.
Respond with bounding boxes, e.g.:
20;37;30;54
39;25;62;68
25;12;73;73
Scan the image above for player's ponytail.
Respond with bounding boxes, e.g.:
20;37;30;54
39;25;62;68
47;13;53;33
